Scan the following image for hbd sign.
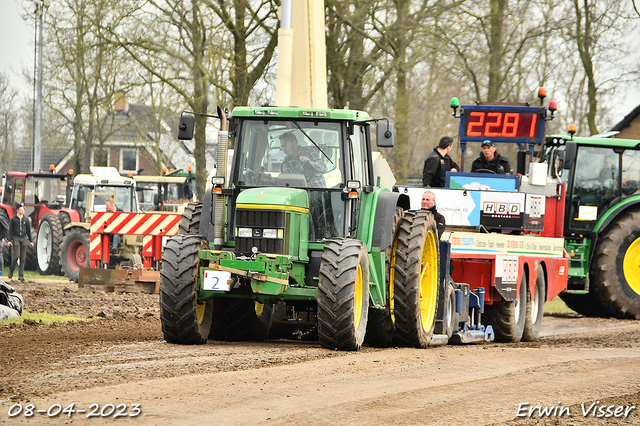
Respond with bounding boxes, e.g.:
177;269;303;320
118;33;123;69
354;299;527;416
482;202;521;215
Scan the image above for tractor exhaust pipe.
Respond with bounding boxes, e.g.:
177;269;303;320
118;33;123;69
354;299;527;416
213;107;228;248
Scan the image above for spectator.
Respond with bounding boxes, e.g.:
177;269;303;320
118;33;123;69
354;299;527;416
471;140;512;174
7;204;34;281
421;191;445;238
422;136;459;187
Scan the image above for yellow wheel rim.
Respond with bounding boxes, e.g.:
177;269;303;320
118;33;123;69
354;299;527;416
419;229;438;332
623;237;640;296
389;238;398;323
196;301;206;324
255;301;265;317
354;264;364;330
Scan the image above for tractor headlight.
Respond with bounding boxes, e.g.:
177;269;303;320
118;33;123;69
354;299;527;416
237;227;253;238
262;229;278;239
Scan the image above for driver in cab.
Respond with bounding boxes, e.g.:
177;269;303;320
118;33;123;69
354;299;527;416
259;131;327;187
471;140;512;174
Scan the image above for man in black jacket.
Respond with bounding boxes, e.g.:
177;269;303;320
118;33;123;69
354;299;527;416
421;191;446;238
422;136;459;187
471;140;512;174
7;204;34;281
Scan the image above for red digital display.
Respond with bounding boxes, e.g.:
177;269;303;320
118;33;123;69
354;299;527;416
463;111;540;140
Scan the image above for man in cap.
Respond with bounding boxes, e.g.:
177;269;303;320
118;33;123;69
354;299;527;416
471;140;512;174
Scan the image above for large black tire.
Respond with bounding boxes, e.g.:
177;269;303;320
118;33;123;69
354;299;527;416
179;202;202;234
209;299;273;341
485;271;527;342
317;238;370;351
522;267;546;342
159;234;212;344
25;228;38;271
0;209;10;267
591;210;640;319
365;207;404;347
558;291;612;317
393;211;440;348
60;227;90;283
36;214;64;275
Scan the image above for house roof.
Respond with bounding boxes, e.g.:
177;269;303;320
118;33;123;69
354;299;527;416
611;103;640;131
8;146;72;173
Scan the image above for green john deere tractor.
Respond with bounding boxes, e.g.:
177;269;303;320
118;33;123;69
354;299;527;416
543;134;640;319
159;106;443;350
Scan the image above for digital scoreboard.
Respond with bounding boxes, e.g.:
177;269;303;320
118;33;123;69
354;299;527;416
459;105;546;145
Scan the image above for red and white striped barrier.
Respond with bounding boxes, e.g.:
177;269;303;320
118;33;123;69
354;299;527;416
89;211;182;267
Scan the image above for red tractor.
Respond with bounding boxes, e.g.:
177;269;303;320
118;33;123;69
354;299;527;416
0;168;79;275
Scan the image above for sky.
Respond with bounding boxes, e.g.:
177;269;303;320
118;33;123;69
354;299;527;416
1;0;639;131
1;0;34;97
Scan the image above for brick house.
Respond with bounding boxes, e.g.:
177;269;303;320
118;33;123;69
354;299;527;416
54;92;215;176
611;103;640;140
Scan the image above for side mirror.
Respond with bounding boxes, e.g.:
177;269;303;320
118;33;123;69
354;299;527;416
552;149;565;178
377;122;395;148
178;114;195;140
77;190;85;202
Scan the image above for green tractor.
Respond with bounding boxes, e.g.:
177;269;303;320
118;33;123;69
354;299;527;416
543;133;640;319
159;106;444;350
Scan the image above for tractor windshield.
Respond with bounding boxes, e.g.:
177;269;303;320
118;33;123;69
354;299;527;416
235;119;343;188
24;176;68;206
569;146;620;230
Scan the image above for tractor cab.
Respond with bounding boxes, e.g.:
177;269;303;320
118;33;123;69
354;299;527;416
224;107;391;244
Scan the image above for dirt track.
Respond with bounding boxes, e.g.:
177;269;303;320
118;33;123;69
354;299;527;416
1;279;640;425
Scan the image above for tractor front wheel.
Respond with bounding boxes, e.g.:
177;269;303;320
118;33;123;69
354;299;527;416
60;228;90;282
318;238;370;351
393;211;440;348
36;214;64;275
178;202;202;235
591;210;640;319
159;234;211;344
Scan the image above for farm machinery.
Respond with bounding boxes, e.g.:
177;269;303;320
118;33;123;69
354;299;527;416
0;168;73;274
133;168;196;213
541;131;640;319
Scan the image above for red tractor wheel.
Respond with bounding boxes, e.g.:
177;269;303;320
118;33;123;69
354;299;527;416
60;228;90;282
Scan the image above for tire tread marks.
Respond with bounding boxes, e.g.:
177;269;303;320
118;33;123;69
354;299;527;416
178;202;202;235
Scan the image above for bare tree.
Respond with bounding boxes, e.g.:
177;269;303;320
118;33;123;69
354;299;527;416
0;73;19;175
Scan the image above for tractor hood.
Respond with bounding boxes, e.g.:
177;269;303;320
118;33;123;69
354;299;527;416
236;187;309;212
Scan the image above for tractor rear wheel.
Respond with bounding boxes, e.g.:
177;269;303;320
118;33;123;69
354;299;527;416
558;291;612;317
365;207;403;347
36;214;64;275
485;271;527;342
393;211;440;348
25;229;37;271
317;238;370;351
159;234;211;344
60;228;90;282
591;210;640;319
209;299;273;341
522;267;546;341
178;202;202;234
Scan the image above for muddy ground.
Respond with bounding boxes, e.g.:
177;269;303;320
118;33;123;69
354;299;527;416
1;279;639;425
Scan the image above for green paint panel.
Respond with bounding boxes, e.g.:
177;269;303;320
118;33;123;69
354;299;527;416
237;187;309;210
221;259;265;272
231;106;370;122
